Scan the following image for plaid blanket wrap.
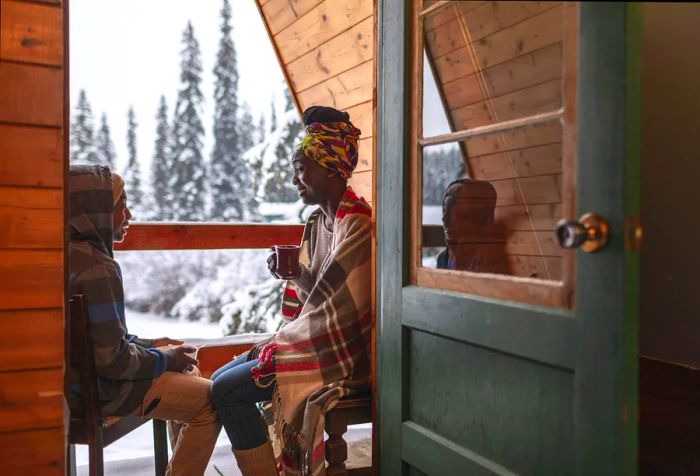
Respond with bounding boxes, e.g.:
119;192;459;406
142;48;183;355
253;187;372;476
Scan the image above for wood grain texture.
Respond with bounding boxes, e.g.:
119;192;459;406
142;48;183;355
0;368;63;432
355;137;373;173
0;0;63;66
494;203;562;231
296;59;373;112
0;250;63;309
416;266;568;308
0;309;63;372
114;223;305;251
639;358;700;473
0;428;63;474
470;5;563;70
468;142;562;181
274;0;373;64
440;43;563;111
348;169;373;204
0;186;62;249
0;61;62;126
459;1;560;43
287;15;373;93
451;78;562;130
0;124;62;187
345;100;373;139
260;0;323;36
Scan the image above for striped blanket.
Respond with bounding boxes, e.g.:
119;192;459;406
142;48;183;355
253;187;372;475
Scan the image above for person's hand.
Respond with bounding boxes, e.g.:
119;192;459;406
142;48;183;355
247;336;274;362
152;337;184;347
267;251;281;279
170;345;198;373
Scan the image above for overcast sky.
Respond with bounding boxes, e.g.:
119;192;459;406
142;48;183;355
70;0;288;176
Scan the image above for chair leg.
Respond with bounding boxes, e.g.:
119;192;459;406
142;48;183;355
153;419;169;476
89;429;105;476
326;413;349;476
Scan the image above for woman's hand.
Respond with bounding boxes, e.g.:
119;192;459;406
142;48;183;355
152;337;184;348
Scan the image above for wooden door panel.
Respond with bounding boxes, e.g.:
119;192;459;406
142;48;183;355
407;330;573;474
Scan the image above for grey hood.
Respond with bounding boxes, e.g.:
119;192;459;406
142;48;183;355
69;165;115;258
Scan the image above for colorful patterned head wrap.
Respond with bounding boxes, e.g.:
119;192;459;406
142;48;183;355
297;121;362;178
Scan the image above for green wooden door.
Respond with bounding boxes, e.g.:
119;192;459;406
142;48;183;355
376;2;640;475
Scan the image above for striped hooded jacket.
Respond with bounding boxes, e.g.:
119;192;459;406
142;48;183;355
68;165;175;416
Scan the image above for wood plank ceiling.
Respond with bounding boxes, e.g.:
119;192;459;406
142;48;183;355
256;0;375;205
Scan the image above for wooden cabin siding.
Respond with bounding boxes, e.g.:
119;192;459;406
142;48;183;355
257;0;375;205
0;0;65;472
423;2;566;280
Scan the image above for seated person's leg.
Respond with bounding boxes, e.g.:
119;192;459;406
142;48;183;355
211;351;248;382
211;356;274;450
136;372;220;476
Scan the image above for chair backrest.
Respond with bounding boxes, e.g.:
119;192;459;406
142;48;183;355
69;295;101;433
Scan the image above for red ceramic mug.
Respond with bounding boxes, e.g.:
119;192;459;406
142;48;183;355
273;244;301;279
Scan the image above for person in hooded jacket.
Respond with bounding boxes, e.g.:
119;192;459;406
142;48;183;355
68;165;220;476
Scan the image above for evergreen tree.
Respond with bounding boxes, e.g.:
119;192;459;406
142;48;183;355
239;103;256;154
95;113;117;168
257;113;266;144
422;147;466;205
123;106;144;214
151;95;172;220
170;21;206;221
264;89;303;202
70;89;99;164
210;0;258;221
270;99;277;132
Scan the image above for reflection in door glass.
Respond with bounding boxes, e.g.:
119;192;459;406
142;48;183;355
422;1;565;137
421;125;565;281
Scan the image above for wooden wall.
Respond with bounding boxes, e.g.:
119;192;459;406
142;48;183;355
639;3;700;473
256;0;375;205
423;2;566;280
0;0;66;473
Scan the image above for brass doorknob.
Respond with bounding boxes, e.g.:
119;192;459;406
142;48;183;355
555;213;609;253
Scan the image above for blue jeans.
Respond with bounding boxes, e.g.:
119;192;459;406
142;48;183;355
211;352;274;450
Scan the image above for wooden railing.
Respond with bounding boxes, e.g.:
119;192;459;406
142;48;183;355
114;222;304;374
114;223;305;251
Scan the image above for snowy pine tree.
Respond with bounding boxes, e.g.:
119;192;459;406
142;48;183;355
257;113;266;144
170;21;207;222
123;106;145;214
422;147;466;205
239;103;256;155
70;89;99;164
209;0;258;222
95;113;117;168
264;89;302;202
151;95;172;220
270;99;277;132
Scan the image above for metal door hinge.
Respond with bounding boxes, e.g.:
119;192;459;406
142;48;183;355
625;215;642;252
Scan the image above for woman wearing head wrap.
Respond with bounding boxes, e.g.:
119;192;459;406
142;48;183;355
211;106;372;476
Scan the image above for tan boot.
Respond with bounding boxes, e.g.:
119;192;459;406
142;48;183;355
233;440;278;476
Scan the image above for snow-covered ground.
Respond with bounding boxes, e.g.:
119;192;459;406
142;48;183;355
126;309;225;340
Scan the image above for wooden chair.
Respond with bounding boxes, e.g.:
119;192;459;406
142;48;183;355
66;294;169;476
325;395;372;476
